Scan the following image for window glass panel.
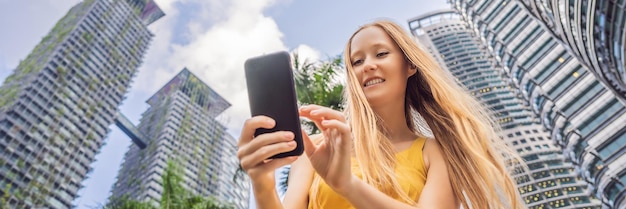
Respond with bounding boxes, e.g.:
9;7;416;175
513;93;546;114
548;66;586;98
562;81;603;116
578;99;621;136
598;131;626;159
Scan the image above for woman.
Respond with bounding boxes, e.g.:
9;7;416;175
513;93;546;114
237;20;525;209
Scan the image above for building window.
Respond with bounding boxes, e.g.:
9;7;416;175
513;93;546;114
597;131;626;159
521;38;557;69
578;98;621;136
561;81;603;117
512;26;543;54
503;16;530;43
535;51;569;84
605;182;624;202
547;66;586;98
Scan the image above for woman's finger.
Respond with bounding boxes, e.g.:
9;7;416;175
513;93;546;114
320;119;351;134
300;108;344;133
241;140;298;168
239;131;294;157
302;129;318;157
299;104;325;112
299;104;325;114
238;116;275;146
252;156;299;175
300;105;345;121
320;119;352;152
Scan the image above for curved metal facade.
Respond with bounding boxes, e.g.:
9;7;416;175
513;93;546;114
450;0;626;208
409;10;601;209
518;0;626;105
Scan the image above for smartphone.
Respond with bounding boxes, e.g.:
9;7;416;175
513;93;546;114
244;51;304;158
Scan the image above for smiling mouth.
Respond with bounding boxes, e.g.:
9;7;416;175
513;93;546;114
364;78;385;87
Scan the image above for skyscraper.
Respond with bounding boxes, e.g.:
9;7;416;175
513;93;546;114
517;1;626;104
449;0;626;208
110;68;249;209
0;0;163;208
409;10;602;208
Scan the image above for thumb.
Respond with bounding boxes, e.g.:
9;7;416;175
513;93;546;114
301;129;316;157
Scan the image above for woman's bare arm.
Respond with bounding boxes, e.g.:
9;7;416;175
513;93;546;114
238;116;301;209
415;138;459;208
251;179;284;209
282;154;315;209
251;155;314;209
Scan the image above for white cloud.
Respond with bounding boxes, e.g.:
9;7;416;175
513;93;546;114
292;44;321;65
0;0;325;141
135;0;319;138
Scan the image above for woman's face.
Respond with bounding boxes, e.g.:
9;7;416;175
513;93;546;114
349;26;416;107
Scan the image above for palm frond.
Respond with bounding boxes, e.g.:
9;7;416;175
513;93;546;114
278;51;347;193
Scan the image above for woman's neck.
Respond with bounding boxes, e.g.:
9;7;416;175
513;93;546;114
372;100;417;142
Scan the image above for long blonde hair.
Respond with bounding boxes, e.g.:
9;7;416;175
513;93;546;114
311;20;525;209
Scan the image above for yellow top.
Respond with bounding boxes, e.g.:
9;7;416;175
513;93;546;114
308;138;428;209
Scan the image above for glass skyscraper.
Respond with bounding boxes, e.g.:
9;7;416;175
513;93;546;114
449;0;626;208
409;10;602;209
517;1;626;104
0;0;163;208
110;68;249;209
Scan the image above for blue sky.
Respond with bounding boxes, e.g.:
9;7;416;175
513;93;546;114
0;0;448;208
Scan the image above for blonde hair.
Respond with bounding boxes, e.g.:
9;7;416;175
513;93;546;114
310;20;525;209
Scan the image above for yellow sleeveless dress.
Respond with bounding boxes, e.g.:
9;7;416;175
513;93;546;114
308;138;428;209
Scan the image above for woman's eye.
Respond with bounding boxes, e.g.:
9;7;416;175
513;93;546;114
377;52;389;57
352;59;363;66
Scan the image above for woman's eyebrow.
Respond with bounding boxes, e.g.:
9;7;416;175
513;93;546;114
349;50;362;58
350;43;389;57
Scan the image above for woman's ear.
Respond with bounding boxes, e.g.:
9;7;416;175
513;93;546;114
407;63;418;78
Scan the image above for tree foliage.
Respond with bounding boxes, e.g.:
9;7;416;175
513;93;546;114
292;52;345;135
104;160;233;209
278;52;346;194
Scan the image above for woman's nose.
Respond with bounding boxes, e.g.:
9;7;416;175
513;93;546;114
363;60;377;71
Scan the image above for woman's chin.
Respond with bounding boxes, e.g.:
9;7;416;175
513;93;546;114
363;94;386;107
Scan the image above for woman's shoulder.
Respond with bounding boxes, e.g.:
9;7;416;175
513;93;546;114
421;137;438;149
408;136;435;152
421;137;443;169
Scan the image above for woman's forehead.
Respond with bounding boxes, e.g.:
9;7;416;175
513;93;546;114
350;27;395;56
351;27;388;47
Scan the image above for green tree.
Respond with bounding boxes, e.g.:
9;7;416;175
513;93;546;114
105;196;156;209
104;160;233;209
292;52;345;134
278;52;346;194
160;160;187;209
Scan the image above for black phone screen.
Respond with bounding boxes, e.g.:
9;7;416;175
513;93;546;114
244;51;304;158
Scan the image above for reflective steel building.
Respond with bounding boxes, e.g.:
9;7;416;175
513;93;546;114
517;0;626;104
110;68;249;209
0;0;163;208
449;0;626;208
409;10;602;209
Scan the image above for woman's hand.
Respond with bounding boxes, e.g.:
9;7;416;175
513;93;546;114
299;105;355;194
237;116;299;191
